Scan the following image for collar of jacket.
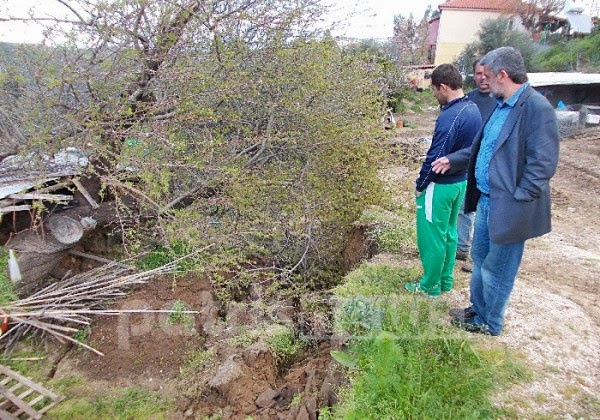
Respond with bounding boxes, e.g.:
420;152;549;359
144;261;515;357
442;95;470;111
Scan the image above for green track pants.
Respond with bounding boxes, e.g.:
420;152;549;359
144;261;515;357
415;181;466;296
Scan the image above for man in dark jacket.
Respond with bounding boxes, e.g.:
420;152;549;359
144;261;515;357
456;59;498;270
406;64;481;297
432;47;559;335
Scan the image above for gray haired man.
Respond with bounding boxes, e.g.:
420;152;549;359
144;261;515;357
431;47;559;336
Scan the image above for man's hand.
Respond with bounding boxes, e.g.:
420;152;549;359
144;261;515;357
432;157;451;174
415;190;422;198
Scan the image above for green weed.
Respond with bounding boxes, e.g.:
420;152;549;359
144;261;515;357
337;297;383;336
167;300;194;330
266;326;304;369
71;326;91;352
227;326;258;348
334;262;420;298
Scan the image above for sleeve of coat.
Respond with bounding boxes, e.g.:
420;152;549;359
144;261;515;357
513;97;559;202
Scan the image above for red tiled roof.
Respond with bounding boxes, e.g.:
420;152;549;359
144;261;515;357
439;0;521;12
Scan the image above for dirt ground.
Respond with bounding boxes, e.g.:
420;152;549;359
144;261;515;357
40;108;600;418
51;272;342;419
389;109;600;417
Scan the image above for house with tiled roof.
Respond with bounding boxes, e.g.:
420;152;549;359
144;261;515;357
431;0;524;65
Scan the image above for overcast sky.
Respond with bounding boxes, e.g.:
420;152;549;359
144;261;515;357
326;0;444;39
0;0;443;43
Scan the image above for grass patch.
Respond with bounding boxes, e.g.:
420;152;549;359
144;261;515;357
329;262;529;419
47;386;169;419
334;262;420;298
50;375;84;397
178;348;215;396
359;207;416;254
3;347;52;382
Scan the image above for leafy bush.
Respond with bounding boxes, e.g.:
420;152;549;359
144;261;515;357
535;31;600;72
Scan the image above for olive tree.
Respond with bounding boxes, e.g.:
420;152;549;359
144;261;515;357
0;0;387;291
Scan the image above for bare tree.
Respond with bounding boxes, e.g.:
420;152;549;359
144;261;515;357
518;0;567;32
391;7;432;66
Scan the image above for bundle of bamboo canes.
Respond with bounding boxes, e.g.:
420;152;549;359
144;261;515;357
0;260;196;356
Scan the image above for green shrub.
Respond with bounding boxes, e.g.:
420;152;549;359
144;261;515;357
266;326;304;369
360;207;416;254
135;241;195;271
334;262;420;298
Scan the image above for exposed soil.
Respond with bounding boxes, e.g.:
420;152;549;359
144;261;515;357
51;269;344;419
39;109;600;418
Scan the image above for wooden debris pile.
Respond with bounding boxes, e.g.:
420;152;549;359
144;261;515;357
0;148;97;216
0;260;197;356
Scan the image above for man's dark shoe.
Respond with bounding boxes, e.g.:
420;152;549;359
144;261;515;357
461;259;473;273
451;317;497;336
456;249;469;261
448;306;476;319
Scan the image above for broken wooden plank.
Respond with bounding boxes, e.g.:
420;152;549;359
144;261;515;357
34;180;74;195
0;366;60;400
72;178;99;209
0;206;31;214
68;250;135;269
6;193;73;202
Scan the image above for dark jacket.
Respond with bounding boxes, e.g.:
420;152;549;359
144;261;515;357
415;96;481;192
466;88;497;123
447;86;559;244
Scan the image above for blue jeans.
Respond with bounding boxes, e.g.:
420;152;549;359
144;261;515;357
457;199;475;253
470;195;525;335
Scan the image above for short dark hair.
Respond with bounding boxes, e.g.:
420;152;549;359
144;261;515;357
480;47;528;84
430;64;463;90
472;58;483;73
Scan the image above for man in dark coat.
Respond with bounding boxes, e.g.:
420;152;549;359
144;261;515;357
431;47;559;335
456;59;499;271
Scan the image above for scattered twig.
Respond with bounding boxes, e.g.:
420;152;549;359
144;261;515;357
72;178;99;209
